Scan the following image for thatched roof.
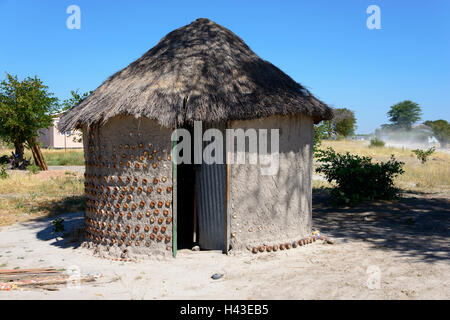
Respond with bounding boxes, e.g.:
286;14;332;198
59;18;333;132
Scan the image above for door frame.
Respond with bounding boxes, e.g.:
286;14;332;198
172;133;178;258
172;122;232;255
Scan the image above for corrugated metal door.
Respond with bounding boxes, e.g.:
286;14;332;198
195;122;227;251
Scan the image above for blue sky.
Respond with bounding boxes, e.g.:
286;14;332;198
1;0;449;133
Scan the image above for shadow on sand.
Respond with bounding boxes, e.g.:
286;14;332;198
26;191;449;262
312;191;450;263
31;210;84;249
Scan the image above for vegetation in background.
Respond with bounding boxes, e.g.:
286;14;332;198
26;164;40;174
385;100;422;130
0;165;8;179
0;155;8;164
424;120;449;148
319;140;450;192
0;148;84;166
61;89;92;143
315;148;405;205
376;125;431;145
0;73;59;170
42;150;84;166
313;121;332;154
412;147;435;164
313;108;357;148
60;89;91;112
0;171;84;226
370;137;385;147
52;217;65;238
332;108;357;138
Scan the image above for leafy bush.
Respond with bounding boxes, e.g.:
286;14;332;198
51;218;66;241
369;138;385;147
424;120;449;148
316;148;404;205
313;121;332;155
412;147;435;164
52;217;65;234
333;108;357;138
26;164;40;174
0;165;8;179
0;155;8;165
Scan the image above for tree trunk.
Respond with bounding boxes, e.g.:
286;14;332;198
30;145;43;170
33;144;47;171
28;137;48;171
13;141;24;163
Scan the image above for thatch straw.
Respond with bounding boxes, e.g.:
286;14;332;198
59;18;333;132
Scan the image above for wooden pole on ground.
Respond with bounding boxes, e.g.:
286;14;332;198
28;137;48;171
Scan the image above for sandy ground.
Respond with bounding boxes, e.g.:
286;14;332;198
0;192;448;300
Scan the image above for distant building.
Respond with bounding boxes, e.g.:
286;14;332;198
352;134;371;141
39;114;83;149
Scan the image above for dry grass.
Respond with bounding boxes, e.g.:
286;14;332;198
317;140;450;194
0;170;84;226
0;148;84;166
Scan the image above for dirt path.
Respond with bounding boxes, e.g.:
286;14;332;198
47;166;85;173
0;192;448;299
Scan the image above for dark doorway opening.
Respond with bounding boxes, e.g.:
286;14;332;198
176;125;198;250
175;122;228;252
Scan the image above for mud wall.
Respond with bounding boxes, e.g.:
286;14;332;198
228;115;313;251
83;115;174;259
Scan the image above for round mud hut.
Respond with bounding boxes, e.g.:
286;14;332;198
59;18;333;259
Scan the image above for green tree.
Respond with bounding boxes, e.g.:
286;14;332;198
0;73;59;168
387;100;422;130
424;120;450;148
60;89;92;143
314;120;332;154
61;89;91;111
332;108;356;138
